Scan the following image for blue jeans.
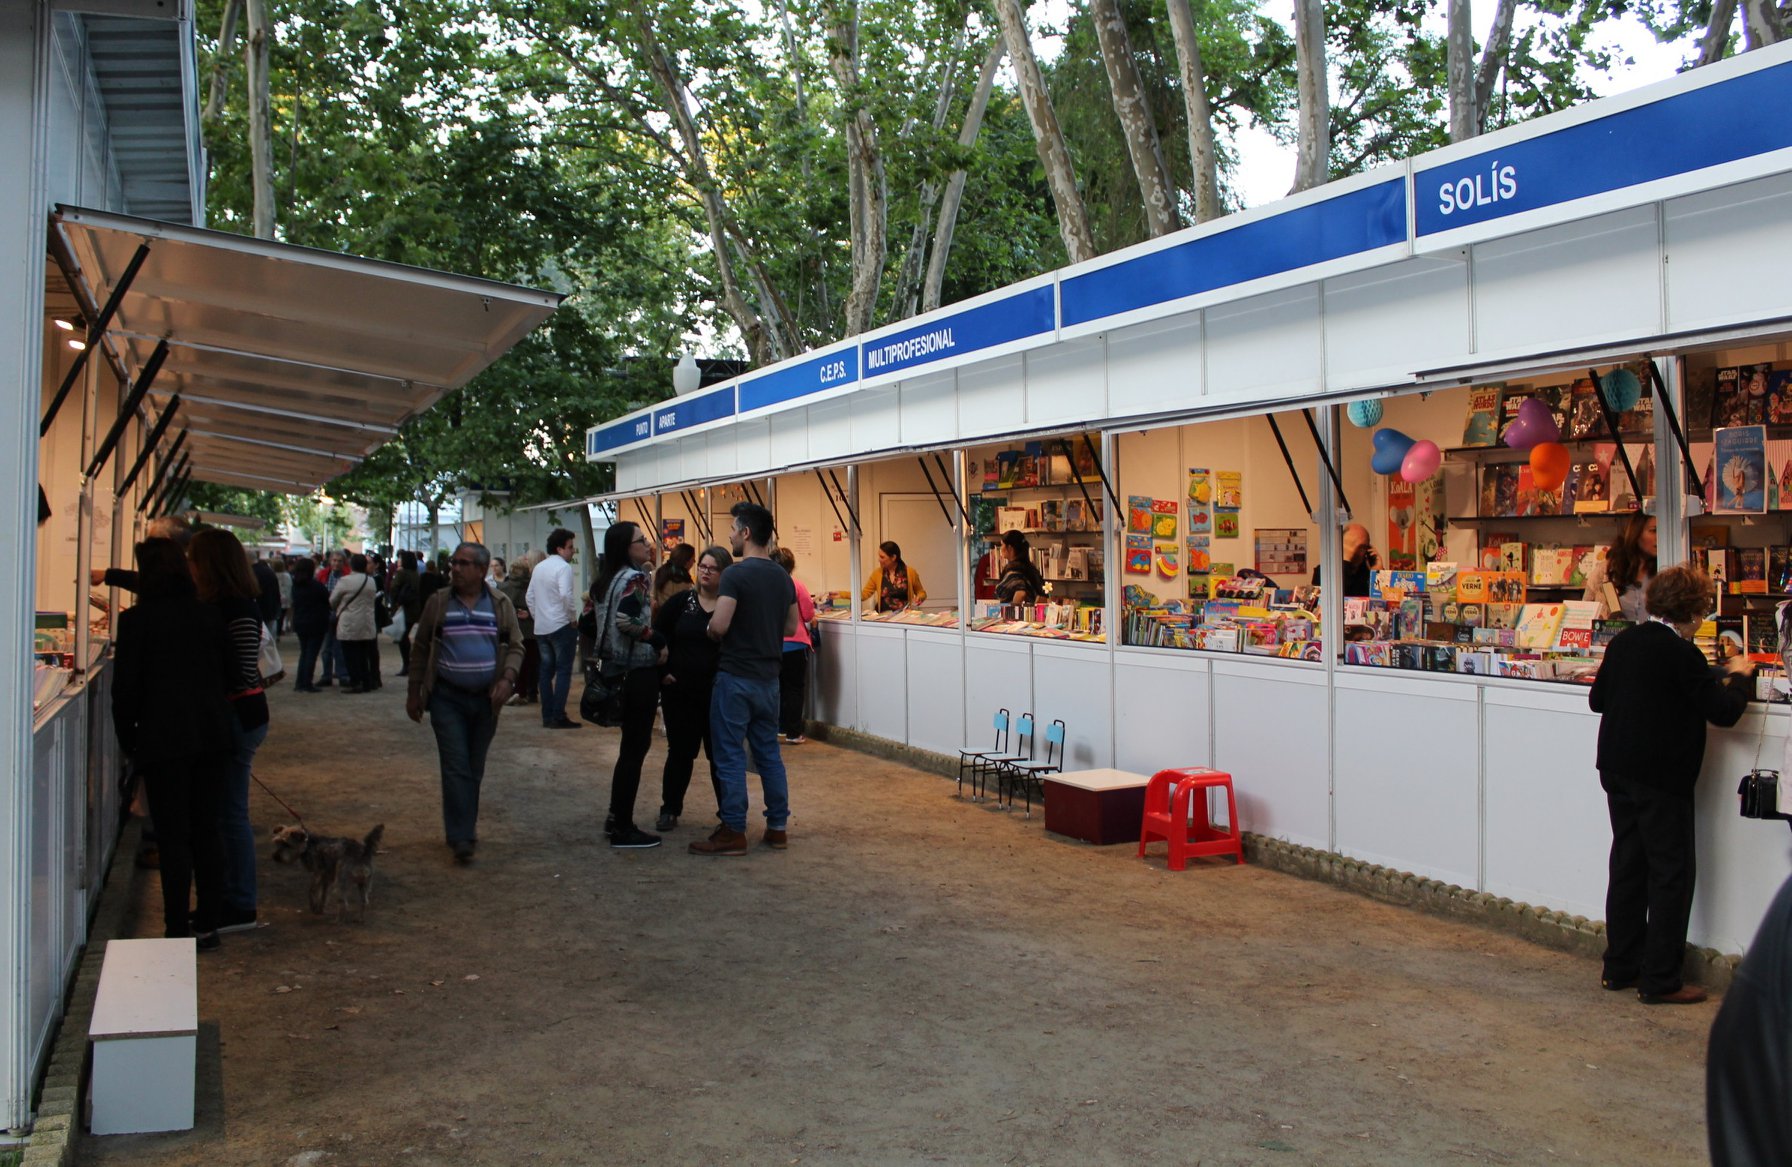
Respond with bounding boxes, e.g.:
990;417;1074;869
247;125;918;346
429;684;498;846
222;719;269;913
709;671;789;833
322;627;349;683
537;624;577;724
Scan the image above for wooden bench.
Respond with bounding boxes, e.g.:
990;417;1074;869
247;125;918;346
87;938;197;1134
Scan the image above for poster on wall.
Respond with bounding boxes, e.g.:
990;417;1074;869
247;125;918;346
1254;529;1308;577
1187;468;1212;534
1124;534;1152;574
1714;425;1768;514
1386;477;1417;570
661;519;686;550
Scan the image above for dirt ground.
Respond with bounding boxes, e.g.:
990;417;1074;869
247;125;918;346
77;639;1715;1167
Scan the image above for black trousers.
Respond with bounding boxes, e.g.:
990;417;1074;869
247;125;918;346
608;668;661;828
342;638;379;690
659;676;718;818
141;752;228;938
778;648;808;738
1602;773;1697;994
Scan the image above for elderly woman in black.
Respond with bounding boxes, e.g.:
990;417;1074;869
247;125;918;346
1588;562;1752;1004
111;537;235;949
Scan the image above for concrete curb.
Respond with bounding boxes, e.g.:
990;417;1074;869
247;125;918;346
814;725;1742;993
21;816;146;1167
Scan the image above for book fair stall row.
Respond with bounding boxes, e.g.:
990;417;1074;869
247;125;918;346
3;8;562;1128
589;43;1792;960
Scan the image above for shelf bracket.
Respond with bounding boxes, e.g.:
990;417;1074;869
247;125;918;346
42;242;151;439
1054;438;1101;521
1264;413;1314;522
1645;359;1706;501
1080;432;1122;513
1300;408;1352;521
117;398;181;497
1589;366;1644;505
916;457;958;529
827;467;861;534
86;339;167;481
814;468;850;535
935;452;972;529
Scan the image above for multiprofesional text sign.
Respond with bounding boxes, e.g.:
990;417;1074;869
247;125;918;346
857;285;1056;382
737;346;860;415
1059;177;1407;329
1414;51;1792;246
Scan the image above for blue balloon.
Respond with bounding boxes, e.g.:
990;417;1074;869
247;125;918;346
1600;368;1642;413
1347;399;1383;428
1370;428;1416;475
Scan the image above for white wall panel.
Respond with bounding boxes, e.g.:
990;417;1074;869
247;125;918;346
1211;659;1330;849
1324;257;1471;392
1204;285;1323;402
956;354;1026;442
1030;641;1113;770
807;397;854;464
768;407;808;471
899;369;958;448
904;630;966;757
724;419;763;478
1663;170;1792;335
963;635;1034;748
1472;205;1661;360
851;385;901;458
1692;710;1792;954
1481;685;1607;919
680;434;709;482
853;625;908;739
815;621;858;731
1024;336;1106;429
1105;314;1203;421
1333;672;1480;887
1113;651;1211;775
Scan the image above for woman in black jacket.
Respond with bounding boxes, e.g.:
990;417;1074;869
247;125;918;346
1588;562;1753;1004
290;557;332;692
111;537;235;947
652;545;732;831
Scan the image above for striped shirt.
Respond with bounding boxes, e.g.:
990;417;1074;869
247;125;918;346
435;590;500;691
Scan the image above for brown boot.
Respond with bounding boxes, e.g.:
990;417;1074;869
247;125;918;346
689;826;748;856
762;828;788;850
1638;984;1708;1005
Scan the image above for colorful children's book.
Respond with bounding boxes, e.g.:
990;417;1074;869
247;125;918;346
1481;465;1520;517
1737;547;1768;595
1741;365;1773;424
1571;445;1615;513
1772;545;1792;594
1713;367;1745;428
1515;603;1567;649
1770;371;1792;425
1714;425;1768;514
1555;600;1601;649
1514;466;1540;517
1565;377;1606;439
1462;387;1503;447
1497;541;1527;576
1531;546;1576;587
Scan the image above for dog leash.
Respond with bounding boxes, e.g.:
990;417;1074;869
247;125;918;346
251;770;311;834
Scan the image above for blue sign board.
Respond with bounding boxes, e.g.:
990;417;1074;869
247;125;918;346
589;412;654;457
738;346;860;414
1414;58;1792;239
1060;178;1407;328
860;285;1055;380
653;385;735;437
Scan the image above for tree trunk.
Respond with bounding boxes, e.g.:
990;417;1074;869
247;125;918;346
1163;0;1219;223
1445;0;1475;142
245;0;275;239
633;3;781;364
425;498;441;559
1291;0;1330;193
890;32;966;318
990;0;1096;263
1472;0;1518;132
924;39;1004;312
1741;0;1786;47
1698;0;1738;63
824;1;888;335
1089;0;1178;236
202;0;242;124
575;504;597;596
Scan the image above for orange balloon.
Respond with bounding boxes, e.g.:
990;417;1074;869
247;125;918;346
1530;441;1571;491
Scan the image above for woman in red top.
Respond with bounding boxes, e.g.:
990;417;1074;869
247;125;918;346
774;547;816;743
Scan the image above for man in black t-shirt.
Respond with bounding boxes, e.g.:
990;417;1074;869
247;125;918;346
691;502;798;856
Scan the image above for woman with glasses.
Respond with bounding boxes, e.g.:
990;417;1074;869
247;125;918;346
651;545;733;830
591;521;666;848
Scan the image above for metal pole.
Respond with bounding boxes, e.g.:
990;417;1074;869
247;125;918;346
85;339;166;479
117;402;180;497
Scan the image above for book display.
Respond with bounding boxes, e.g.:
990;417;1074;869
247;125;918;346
965;433;1107;640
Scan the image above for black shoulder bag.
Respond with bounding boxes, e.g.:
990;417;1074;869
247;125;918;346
579;574;630;727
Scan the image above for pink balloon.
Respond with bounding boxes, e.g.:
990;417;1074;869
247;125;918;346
1400;439;1442;483
1502;396;1560;450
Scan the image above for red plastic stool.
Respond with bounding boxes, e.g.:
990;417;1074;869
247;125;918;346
1137;767;1244;871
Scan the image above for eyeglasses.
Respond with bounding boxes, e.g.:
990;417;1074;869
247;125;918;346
450;558;479;568
631;536;649;546
696;562;720;573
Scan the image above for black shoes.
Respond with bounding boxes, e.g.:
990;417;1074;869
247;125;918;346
195;931;220;952
655;812;678;832
450;840;476;864
609;825;662;849
604;812;616;839
545;718;582;729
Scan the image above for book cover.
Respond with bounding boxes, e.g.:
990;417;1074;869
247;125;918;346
1531;546;1575;587
1619;391;1655;437
1462;386;1503;447
1714;615;1747;662
1572;445;1615;513
1741;365;1773;424
1746;613;1780;657
1555;600;1600;649
1686;364;1717;434
1214;470;1243;510
1706;547;1733;595
1515;603;1567;649
1593;619;1632;646
1040;500;1065;532
1565;377;1606;439
1773;545;1792;594
1124;534;1152;574
1770;371;1792;425
1150;498;1179;540
1457;572;1489;603
1497;541;1527;575
1128;495;1153;533
1488;572;1528;605
1425;561;1459;598
996;451;1019;490
1714;425;1768;514
1689;523;1731;550
1513;466;1539;517
1713;367;1745;428
1738;547;1768;594
1214;513;1240;539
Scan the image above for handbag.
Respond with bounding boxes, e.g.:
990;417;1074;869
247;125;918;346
375;592;393;630
256;622;283;683
1738;696;1792;827
579;575;630;727
384;605;408;643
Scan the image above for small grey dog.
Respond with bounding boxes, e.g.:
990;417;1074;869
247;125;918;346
271;823;384;922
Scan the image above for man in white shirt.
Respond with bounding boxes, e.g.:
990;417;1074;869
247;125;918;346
525;528;581;729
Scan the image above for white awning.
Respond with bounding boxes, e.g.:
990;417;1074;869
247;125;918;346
52;206;563;493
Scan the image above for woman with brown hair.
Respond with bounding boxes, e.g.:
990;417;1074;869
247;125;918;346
1588;562;1752;1004
652;544;732;831
186;527;272;933
1583;512;1656;622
